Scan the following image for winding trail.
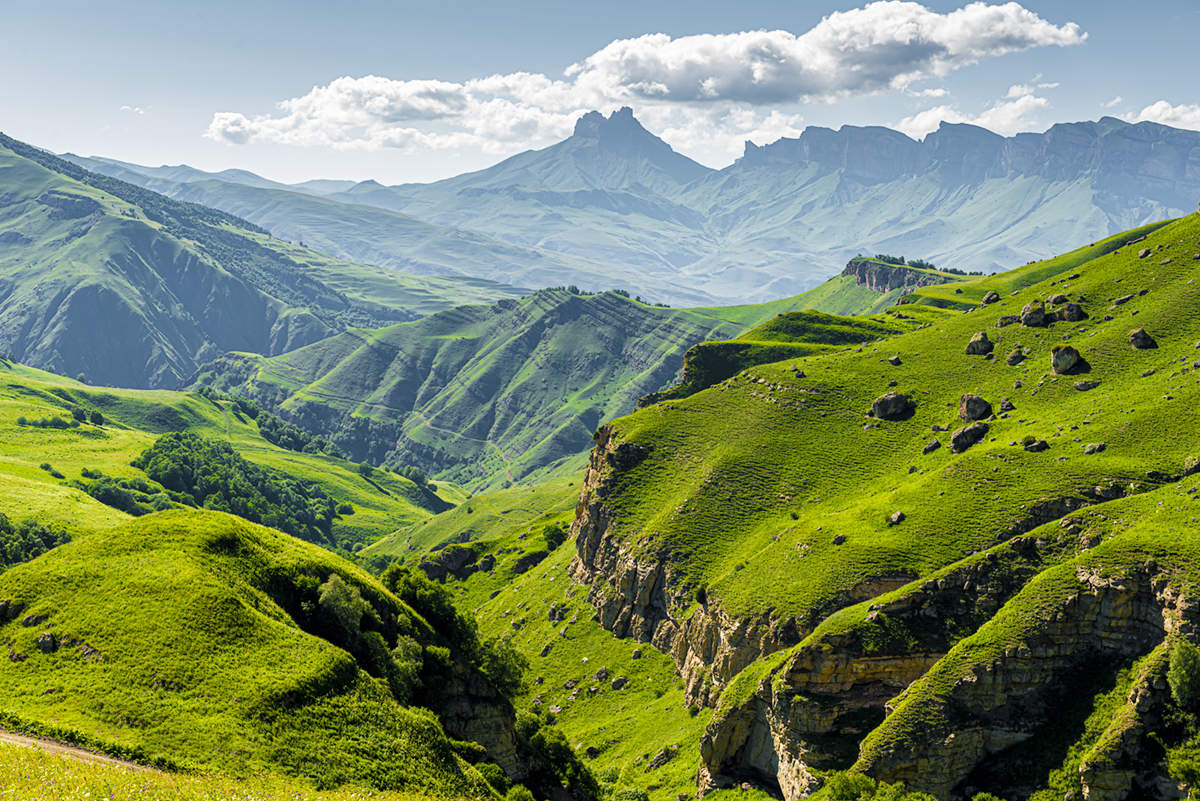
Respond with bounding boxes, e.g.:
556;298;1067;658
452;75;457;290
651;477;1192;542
0;730;156;772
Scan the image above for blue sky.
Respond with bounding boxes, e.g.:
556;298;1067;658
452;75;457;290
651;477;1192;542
3;0;1198;184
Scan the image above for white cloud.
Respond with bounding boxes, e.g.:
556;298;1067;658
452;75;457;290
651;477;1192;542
897;86;1050;138
1102;96;1123;109
204;2;1083;156
120;105;146;115
1121;100;1200;131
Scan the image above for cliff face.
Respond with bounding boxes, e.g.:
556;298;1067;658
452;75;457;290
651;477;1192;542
840;257;956;293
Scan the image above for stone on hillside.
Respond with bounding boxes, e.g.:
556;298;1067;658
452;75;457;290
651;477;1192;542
965;331;993;355
1020;301;1046;327
1051;345;1081;374
872;392;913;420
1185;456;1200;476
999;397;1015;413
1138;248;1151;258
922;439;942;455
887;354;902;366
959;393;993;421
631;648;642;659
1129;328;1157;349
1053;303;1087;323
997;315;1019;328
1083;443;1107;455
1113;294;1134;305
1161;259;1173;265
612;676;628;690
1074;380;1101;391
1047;293;1068;304
981;290;1000;305
35;632;57;653
594;666;609;681
1006;348;1026;366
832;533;846;545
889;511;905;526
1024;439;1050;453
951;421;989;453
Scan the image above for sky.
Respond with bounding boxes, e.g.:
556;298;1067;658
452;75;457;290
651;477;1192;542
3;0;1199;185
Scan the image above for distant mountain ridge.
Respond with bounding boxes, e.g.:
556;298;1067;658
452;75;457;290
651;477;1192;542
66;111;1200;305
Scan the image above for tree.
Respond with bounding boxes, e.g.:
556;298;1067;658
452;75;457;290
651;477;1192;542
318;573;368;644
89;410;104;426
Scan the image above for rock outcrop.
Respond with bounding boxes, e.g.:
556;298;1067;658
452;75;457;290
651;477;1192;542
841;258;955;294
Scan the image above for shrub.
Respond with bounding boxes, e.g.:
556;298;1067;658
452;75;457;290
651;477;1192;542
336;502;355;515
0;515;70;568
542;522;568;551
477;763;511;795
506;786;536;801
1169;638;1200;711
89;410;104;426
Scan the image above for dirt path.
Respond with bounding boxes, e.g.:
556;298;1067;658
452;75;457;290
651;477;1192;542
0;730;156;772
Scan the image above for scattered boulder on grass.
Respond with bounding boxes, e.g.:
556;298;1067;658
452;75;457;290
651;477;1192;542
887;354;902;366
1006;348;1026;366
611;676;628;690
951;421;989;453
872;392;914;420
35;632;58;653
888;511;905;526
1047;293;1068;304
1024;439;1050;453
1074;380;1101;391
1020;301;1046;327
959;393;993;421
997;315;1019;328
1083;443;1107;455
1184;456;1200;476
922;439;942;455
982;290;1000;305
1113;294;1134;306
1051;345;1081;374
1053;303;1087;323
965;331;994;355
999;397;1015;413
832;533;846;545
1129;328;1158;349
1138;248;1151;258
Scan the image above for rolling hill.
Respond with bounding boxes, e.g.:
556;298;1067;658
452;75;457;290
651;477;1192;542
388;214;1200;801
193;287;835;490
68;111;1200;305
0;132;523;389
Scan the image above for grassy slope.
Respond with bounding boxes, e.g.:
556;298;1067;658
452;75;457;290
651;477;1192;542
201;288;837;492
0;362;439;547
0;510;489;797
0;133;512;388
587;215;1200;625
366;474;707;801
0;739;429;801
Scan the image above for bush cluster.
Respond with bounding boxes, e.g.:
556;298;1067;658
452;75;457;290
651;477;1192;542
0;514;70;569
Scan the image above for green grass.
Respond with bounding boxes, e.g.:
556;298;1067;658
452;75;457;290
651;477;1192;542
0;740;437;801
0;510;491;797
584;214;1200;627
0;362;440;547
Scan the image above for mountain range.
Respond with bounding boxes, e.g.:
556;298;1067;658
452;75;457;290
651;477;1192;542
67;109;1200;305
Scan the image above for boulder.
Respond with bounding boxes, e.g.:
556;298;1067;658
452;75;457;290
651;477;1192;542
1047;293;1068;304
999;397;1015;413
35;632;57;653
981;290;1000;305
997;315;1019;328
1053;303;1087;322
1074;380;1101;391
1024;439;1050;453
611;676;628;690
887;354;902;366
951;421;989;453
594;666;609;681
1051;345;1081;374
959;393;993;421
1020;301;1046;327
1129;328;1157;349
922;439;942;455
872;392;914;421
1083;443;1107;455
965;331;994;355
1138;248;1151;258
1006;348;1026;366
1113;294;1134;306
888;511;905;526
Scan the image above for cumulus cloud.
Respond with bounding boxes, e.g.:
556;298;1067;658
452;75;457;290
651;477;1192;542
897;83;1050;138
1121;100;1200;131
204;1;1083;157
120;105;146;115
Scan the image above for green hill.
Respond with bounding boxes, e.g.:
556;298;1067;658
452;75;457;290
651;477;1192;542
0;133;522;389
0;360;445;550
393;216;1200;801
194;288;829;491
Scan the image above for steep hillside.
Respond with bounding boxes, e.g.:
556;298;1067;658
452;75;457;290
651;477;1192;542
194;289;819;490
0;360;445;550
78;112;1200;305
0;133;518;388
531;215;1200;799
